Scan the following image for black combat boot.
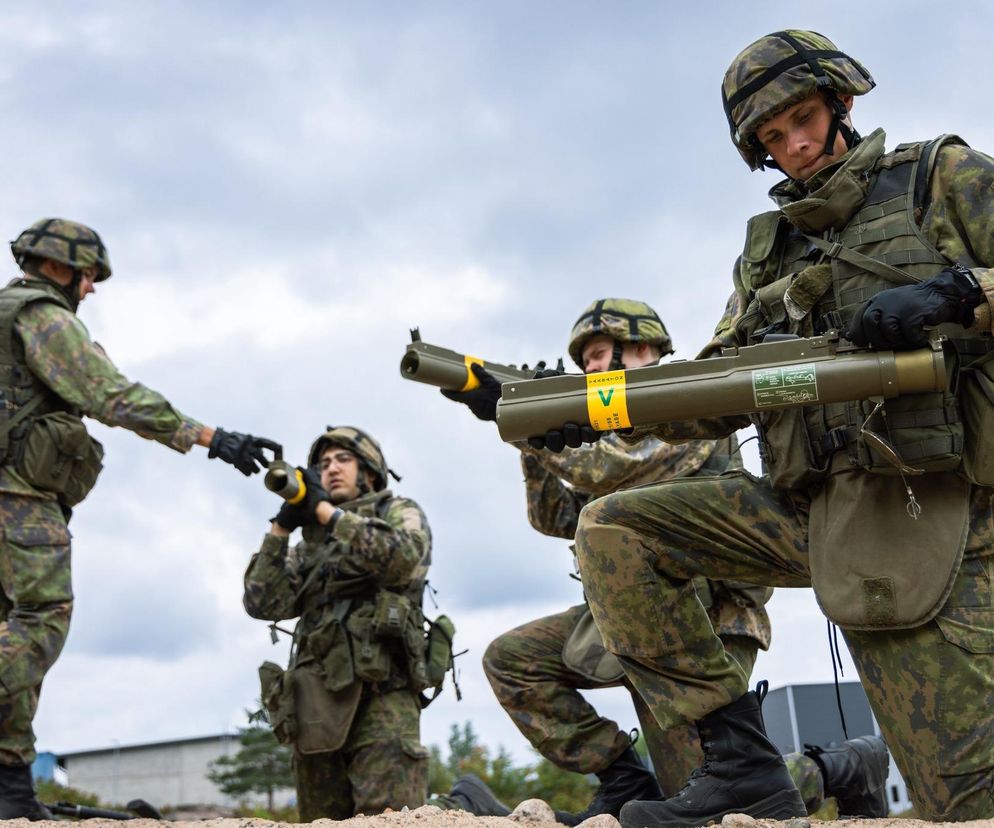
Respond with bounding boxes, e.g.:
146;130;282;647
805;735;890;817
445;773;512;817
620;682;805;828
556;745;663;826
0;762;53;821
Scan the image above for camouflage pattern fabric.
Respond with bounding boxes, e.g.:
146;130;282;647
244;488;431;818
575;470;994;820
0;295;202;501
483;602;762;795
293;688;428;821
478;434;771;796
0;278;204;765
0;495;72;764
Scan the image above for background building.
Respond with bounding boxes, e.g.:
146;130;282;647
52;734;294;811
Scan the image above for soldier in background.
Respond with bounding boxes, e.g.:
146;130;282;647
0;218;278;820
244;427;434;820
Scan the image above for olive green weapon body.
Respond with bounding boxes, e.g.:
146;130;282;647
399;328;535;391
494;334;949;443
264;455;336;523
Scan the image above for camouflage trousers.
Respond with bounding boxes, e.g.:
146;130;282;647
293;686;429;820
0;494;72;766
483;602;766;796
576;469;994;821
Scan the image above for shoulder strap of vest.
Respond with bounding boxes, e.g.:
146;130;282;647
915;134;969;215
0;282;71;369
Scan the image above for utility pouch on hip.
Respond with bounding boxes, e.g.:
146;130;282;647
18;412;104;506
809;467;969;630
403;605;429;692
292;661;362;754
346;604;392;682
960;353;994;485
372;591;412;638
562;605;624;683
425;614;456;688
259;660;296;745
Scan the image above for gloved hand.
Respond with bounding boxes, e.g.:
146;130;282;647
209;428;282;476
846;266;983;350
527;423;601;453
440;363;503;421
273;467;332;530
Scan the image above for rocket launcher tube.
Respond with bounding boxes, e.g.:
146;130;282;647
495;334;949;443
400;338;535;391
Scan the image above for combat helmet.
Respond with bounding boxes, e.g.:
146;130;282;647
10;218;112;281
568;298;672;370
721;30;875;171
307;426;399;492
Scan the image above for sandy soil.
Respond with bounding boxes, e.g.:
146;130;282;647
9;803;994;828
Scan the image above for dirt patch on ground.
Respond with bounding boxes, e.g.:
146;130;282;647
13;807;994;828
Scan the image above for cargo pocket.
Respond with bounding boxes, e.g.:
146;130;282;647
935;607;994;776
0;521;72;605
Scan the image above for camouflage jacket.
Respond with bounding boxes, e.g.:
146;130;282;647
0;281;203;497
637;137;994;444
243;489;432;683
520;433;716;539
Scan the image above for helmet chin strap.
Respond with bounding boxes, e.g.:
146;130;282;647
608;341;626;372
820;91;861;160
754;91;862;177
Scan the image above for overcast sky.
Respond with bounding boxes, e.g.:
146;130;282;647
3;0;993;783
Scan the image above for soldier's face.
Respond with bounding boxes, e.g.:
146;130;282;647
755;92;855;181
581;335;657;373
320;448;361;503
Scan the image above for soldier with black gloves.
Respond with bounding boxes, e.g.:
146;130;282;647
0;218;278;820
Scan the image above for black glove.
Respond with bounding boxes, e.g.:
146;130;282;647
209;428;282;476
846;266;983;350
440;363;503;421
273;467;332;530
527;423;601;453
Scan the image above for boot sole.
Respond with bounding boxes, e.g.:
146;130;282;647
621;788;807;828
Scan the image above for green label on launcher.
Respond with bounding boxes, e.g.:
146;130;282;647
753;364;819;407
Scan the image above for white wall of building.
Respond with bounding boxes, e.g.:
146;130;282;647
61;734;294;810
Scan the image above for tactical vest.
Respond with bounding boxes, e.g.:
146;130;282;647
292;490;430;695
0;279;78;467
737;135;991;491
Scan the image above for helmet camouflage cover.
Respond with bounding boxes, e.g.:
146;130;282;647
722;30;875;170
568;298;673;368
307;426;393;491
10;218;112;281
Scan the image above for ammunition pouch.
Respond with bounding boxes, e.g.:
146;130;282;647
17;412;104;506
346;603;394;683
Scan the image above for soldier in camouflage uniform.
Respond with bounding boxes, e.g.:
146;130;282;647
533;31;994;826
447;301;878;821
244;426;435;820
0;219;278;820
